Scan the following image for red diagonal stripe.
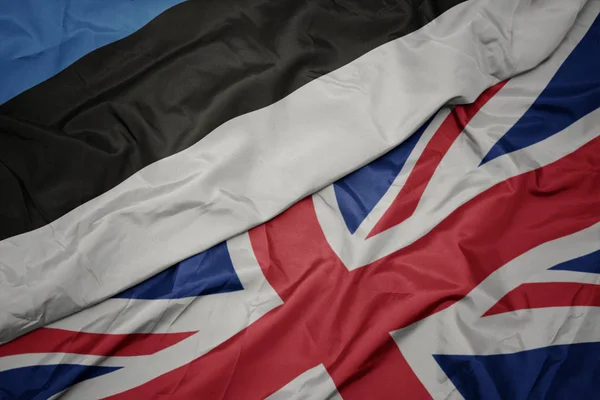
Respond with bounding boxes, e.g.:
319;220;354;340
111;136;600;399
484;282;600;316
0;327;195;357
368;81;507;237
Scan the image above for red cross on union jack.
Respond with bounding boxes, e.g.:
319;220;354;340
108;71;600;397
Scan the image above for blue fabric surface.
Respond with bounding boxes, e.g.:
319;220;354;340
116;241;244;299
550;249;600;274
436;342;600;400
0;364;120;399
482;13;600;164
0;0;185;104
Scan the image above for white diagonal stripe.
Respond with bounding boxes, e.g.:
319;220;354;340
315;1;600;271
391;222;600;399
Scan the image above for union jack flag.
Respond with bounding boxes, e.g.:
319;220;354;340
1;7;599;400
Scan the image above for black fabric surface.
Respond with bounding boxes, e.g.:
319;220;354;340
0;0;465;240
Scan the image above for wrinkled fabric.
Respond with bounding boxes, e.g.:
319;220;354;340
0;0;185;105
0;0;590;346
0;0;465;240
2;16;599;393
0;1;599;397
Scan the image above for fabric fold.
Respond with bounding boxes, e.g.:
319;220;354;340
0;0;589;344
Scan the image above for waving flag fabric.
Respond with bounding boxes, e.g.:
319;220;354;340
0;0;464;240
0;0;589;344
0;0;186;106
1;0;599;398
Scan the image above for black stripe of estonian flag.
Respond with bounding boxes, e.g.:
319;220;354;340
0;0;464;240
